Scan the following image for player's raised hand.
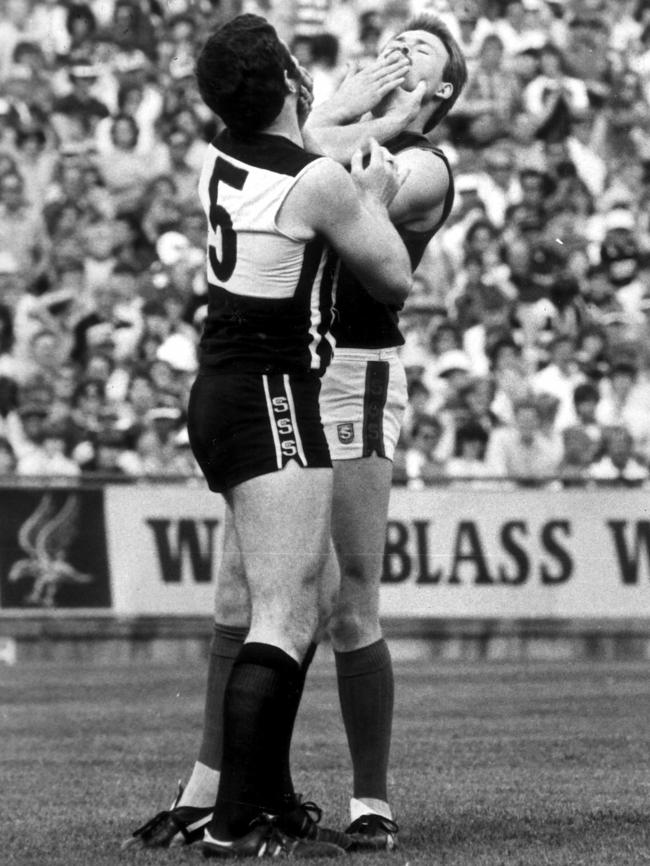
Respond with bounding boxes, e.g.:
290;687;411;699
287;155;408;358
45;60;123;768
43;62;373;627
327;51;411;120
351;138;405;207
383;79;427;126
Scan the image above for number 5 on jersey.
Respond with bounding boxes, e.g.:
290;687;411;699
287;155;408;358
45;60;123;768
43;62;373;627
208;157;248;282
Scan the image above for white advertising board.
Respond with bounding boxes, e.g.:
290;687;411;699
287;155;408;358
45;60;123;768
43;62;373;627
381;487;650;618
106;484;226;615
104;485;650;618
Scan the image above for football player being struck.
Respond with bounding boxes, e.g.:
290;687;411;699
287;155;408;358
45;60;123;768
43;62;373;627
303;17;466;848
124;12;466;855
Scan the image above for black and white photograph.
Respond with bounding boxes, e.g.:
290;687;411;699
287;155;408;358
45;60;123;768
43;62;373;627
1;0;649;863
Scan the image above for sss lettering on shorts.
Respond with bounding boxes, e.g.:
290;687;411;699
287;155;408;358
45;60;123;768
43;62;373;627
264;375;307;468
362;361;389;458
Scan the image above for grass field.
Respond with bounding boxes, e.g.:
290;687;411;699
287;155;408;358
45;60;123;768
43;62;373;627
3;657;650;866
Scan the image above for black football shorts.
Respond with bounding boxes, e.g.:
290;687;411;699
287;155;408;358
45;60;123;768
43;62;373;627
187;370;332;493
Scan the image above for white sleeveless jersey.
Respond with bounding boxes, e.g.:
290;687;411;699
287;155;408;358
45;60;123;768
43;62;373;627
197;129;337;376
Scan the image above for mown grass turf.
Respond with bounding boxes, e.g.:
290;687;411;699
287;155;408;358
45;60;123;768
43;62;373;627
3;658;649;865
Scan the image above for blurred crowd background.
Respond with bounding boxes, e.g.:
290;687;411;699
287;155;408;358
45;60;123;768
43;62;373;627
1;0;650;486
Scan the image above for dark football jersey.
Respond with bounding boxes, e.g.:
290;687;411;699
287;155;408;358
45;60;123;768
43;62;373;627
331;131;454;350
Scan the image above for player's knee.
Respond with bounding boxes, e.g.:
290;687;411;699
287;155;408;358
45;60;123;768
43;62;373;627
316;583;338;632
328;602;378;647
214;573;250;625
214;593;250;626
338;555;376;587
294;550;331;596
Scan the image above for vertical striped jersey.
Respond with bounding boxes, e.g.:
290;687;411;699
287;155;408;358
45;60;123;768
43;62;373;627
331;132;454;350
197;130;336;376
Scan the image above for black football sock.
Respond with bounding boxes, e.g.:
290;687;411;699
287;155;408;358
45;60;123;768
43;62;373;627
334;639;394;802
198;622;248;770
210;642;302;840
280;641;318;801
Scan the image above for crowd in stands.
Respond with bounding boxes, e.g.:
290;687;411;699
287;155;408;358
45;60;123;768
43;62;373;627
1;0;650;485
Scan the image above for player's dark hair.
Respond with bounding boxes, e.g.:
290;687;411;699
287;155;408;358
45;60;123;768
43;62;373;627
195;14;299;136
400;14;468;133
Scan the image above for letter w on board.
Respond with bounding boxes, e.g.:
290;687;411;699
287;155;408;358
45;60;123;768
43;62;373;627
147;519;219;583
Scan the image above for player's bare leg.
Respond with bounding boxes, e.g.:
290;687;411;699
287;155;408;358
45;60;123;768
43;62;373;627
328;454;399;848
205;462;336;846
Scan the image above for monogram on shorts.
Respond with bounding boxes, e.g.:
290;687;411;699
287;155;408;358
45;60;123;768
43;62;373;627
337;422;355;444
263;374;307;468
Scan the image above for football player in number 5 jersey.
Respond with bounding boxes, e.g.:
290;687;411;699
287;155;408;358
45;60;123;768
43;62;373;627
123;13;413;861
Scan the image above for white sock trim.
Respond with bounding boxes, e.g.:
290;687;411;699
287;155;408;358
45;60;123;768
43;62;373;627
204;829;233;847
177;761;220;808
350;797;392;822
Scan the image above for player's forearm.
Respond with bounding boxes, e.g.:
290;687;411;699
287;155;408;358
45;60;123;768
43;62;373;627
303;115;407;163
307;97;361;128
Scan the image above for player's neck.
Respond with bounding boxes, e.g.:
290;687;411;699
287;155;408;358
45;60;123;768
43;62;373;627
263;101;304;147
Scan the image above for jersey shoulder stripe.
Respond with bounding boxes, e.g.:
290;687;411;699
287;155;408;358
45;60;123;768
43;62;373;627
213;129;323;178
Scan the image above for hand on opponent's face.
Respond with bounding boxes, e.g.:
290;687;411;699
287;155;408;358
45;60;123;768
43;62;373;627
295;62;315;126
324;50;413;121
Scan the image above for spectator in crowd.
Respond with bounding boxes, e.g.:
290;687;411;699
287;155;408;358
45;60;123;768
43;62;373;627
535;391;564;465
462;286;514;376
51;58;108;145
160;127;200;207
569;381;604;454
485;398;561;481
446;420;491;479
522;41;589;144
575;325;610;383
405;415;447;490
456;32;520;147
457;375;501;435
531;334;585;430
63;3;98;59
71;278;140;367
95;113;166;212
0;303;19;380
0;0;649;485
0;435;17;474
557;425;598;486
13;400;49;463
590;425;649;484
0;0;33;81
492;0;546;58
0;170;49;284
77;426;131;475
489;338;530;425
596;358;650;459
0;375;27;457
17;419;80;477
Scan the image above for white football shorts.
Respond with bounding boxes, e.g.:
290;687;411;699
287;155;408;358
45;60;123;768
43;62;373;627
320;347;408;461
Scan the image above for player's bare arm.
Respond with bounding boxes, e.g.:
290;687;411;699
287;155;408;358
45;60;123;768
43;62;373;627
277;140;412;305
388;147;450;229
